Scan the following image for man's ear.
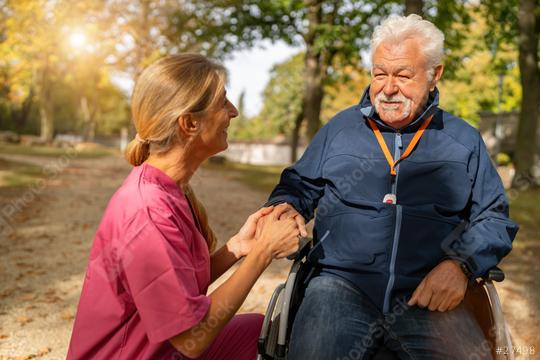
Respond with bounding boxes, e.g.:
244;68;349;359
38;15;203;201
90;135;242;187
430;64;444;91
177;114;200;138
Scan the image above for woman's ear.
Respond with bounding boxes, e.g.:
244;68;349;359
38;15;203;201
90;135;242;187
177;114;200;138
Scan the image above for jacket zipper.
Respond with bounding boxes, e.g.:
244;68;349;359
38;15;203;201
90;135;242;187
383;131;402;313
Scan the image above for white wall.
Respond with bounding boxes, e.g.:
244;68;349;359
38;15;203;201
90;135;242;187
223;142;306;166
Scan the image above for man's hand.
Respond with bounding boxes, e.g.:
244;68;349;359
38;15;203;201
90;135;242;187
408;259;468;312
228;206;274;258
275;203;308;237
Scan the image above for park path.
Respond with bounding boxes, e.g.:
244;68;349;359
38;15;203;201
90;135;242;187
0;154;537;359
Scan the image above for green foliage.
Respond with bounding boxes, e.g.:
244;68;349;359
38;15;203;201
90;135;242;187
0;0;133;138
250;53;305;140
232;2;523;141
509;188;540;231
194;0;397;69
423;0;473;78
0;157;44;188
496;153;512;166
481;0;520;45
438;6;521;125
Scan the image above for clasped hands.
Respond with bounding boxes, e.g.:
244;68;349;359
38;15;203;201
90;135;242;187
228;203;307;261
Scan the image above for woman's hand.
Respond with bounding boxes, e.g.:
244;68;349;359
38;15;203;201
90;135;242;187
254;203;301;260
227;206;274;259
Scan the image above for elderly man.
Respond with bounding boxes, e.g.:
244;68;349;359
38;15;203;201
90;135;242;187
266;14;518;359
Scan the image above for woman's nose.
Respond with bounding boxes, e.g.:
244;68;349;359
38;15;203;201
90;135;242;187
229;102;239;118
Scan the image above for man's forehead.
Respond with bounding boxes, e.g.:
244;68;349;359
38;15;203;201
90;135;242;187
372;39;427;70
373;63;415;72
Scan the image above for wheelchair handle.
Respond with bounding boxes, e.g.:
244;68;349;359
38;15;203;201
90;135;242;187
483;266;505;282
286;237;312;261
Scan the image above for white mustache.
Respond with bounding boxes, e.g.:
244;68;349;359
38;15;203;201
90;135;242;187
375;93;408;103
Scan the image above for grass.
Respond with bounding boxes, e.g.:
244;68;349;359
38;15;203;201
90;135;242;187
509;188;540;233
203;160;285;193
0;158;44;188
0;143;117;158
0;142;118;189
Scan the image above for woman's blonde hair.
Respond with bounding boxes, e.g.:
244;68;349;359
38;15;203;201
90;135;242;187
126;53;225;252
125;53;227;167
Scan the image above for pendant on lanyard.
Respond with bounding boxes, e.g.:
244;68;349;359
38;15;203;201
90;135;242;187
383;194;397;204
368;115;434;204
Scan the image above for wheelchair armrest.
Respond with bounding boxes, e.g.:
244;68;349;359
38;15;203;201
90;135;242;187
482;266;505;282
258;283;285;357
286;237;313;261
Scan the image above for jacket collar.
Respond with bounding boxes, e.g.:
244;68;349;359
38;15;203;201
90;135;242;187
358;86;440;131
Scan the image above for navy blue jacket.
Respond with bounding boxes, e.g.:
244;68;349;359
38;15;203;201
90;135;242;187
267;87;518;313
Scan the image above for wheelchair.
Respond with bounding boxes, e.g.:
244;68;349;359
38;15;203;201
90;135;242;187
257;239;514;360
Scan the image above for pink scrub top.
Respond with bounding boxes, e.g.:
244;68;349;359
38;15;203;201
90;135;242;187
68;163;211;359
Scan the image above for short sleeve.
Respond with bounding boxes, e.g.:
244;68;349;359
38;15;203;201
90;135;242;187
119;208;211;343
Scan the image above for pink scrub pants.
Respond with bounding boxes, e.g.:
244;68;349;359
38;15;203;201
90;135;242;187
181;313;264;360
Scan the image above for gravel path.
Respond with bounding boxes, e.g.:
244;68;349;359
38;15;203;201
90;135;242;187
0;154;537;359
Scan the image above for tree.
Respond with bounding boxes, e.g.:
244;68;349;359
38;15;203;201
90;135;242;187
258;54;305;141
405;0;423;16
0;0;242;140
187;0;478;161
483;0;540;187
437;7;521;126
514;0;540;187
190;0;395;147
234;53;370;157
0;0;66;142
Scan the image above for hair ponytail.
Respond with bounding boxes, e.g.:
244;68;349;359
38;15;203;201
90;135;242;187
124;139;150;166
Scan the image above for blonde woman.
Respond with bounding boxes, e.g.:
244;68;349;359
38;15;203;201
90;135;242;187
68;54;301;360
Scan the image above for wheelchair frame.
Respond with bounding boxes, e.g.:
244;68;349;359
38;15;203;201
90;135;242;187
257;240;514;360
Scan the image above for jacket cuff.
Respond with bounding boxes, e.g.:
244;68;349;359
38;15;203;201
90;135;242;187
441;256;476;281
264;197;307;220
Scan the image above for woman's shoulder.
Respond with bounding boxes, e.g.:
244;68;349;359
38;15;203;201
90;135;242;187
100;165;189;234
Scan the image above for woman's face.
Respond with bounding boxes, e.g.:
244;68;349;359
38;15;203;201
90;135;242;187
197;90;238;157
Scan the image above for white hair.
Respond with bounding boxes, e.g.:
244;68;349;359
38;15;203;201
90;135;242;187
371;14;445;80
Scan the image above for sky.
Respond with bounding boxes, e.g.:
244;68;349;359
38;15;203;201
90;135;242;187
223;41;300;117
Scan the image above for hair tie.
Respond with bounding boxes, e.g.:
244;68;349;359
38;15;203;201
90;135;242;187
135;133;149;145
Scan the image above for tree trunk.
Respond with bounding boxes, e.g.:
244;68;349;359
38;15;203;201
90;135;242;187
38;98;54;143
290;104;305;162
15;87;34;133
512;0;540;188
133;0;153;81
36;65;54;143
304;51;326;140
405;0;424;16
80;96;97;141
302;0;327;141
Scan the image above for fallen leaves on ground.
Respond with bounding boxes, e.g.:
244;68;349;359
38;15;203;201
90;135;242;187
15;316;33;325
0;346;52;360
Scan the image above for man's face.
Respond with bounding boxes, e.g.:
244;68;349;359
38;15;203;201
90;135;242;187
369;38;442;129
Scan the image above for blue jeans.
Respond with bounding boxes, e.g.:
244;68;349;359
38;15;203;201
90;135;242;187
287;275;492;360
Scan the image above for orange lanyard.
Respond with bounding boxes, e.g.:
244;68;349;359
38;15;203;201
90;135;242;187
367;115;433;176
